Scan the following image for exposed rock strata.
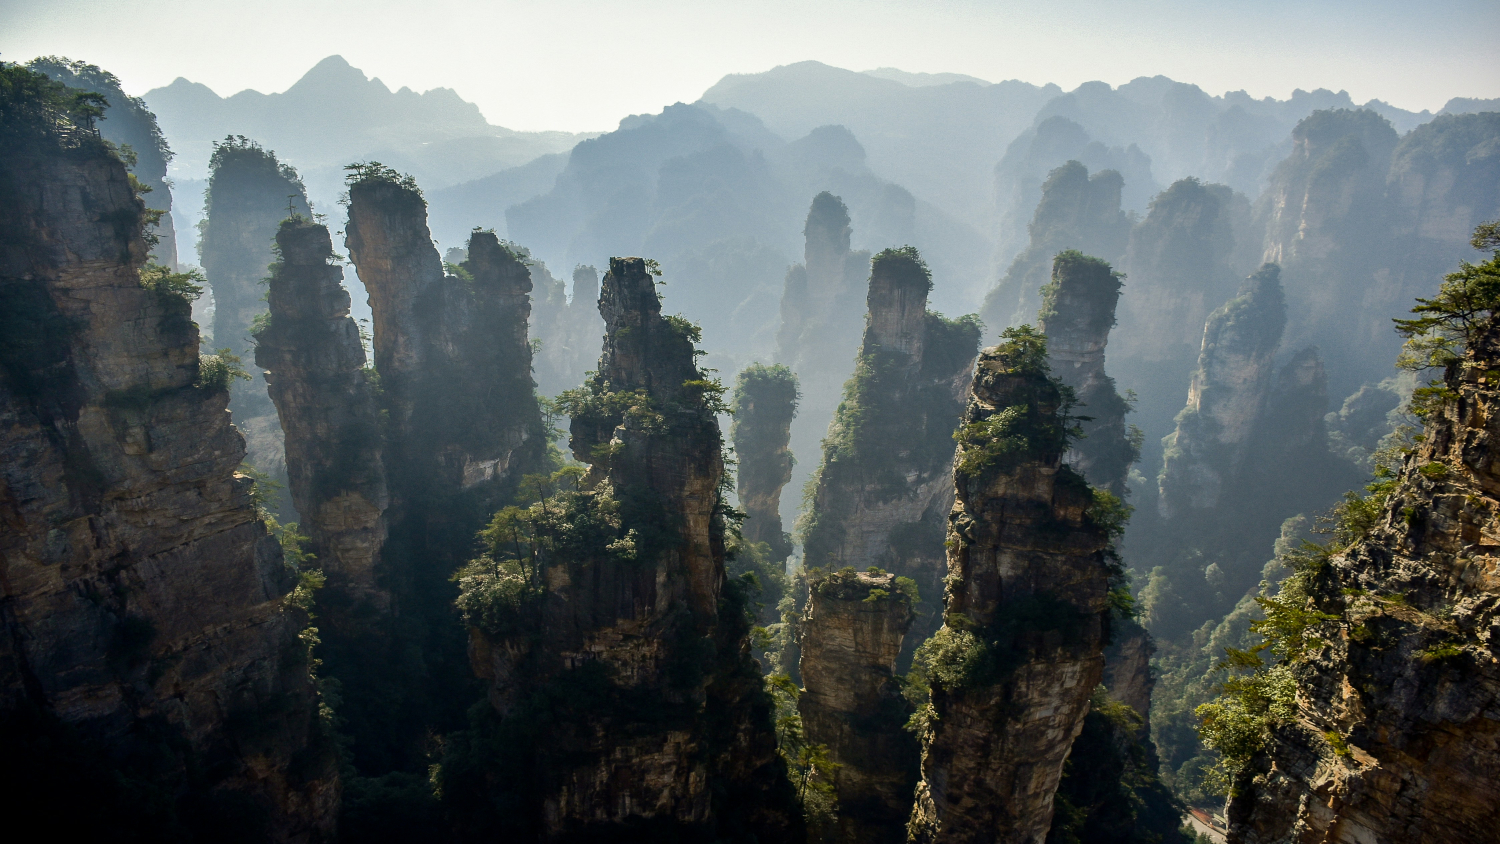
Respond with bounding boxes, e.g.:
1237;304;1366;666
732;363;799;563
199;138;311;512
1035;250;1135;495
464;257;800;840
909;334;1113;844
0;98;335;839
254;217;388;606
800;247;980;664
798;569;917;844
1224;305;1500;844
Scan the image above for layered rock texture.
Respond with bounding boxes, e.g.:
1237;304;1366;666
982;160;1131;333
908;331;1115;843
909;331;1115;844
0;77;335;839
731;363;799;563
800;247;981;662
1225;312;1500;843
1035;250;1135;495
199;137;310;512
798;569;917;844
457;257;800;840
254;217;388;606
29;57;180;268
778;192;873;520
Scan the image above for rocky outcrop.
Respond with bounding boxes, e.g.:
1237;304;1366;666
254;217;388;606
458;257;800;840
982;160;1131;333
731;363;799;562
1224;293;1500;844
798;569;917;844
200;137;311;513
800;247;981;663
1157;265;1286;519
29;57;180;269
532;262;605;396
1101;618;1155;733
1036;250;1135;495
0;78;335;839
778;192;873;520
909;330;1114;844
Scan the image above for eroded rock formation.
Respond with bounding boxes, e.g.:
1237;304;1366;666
800;247;981;662
200;137;310;512
909;330;1114;844
457;257;800;840
798;569;917;844
254;217;388;606
531;262;605;396
0;81;335;839
982;160;1131;333
1225;295;1500;844
1157;265;1286;519
732;363;799;563
1035;250;1135;495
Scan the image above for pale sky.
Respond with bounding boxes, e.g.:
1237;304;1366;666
4;0;1497;133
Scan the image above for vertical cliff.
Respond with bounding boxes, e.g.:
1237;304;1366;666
982;160;1132;334
200;137;311;513
908;327;1114;844
798;569;917;844
254;217;388;606
1216;232;1500;844
28;57;180;268
0;66;335;839
732;363;799;563
1157;265;1286;519
1035;250;1136;495
450;257;800;840
800;247;981;663
531;262;605;396
341;166;548;772
777;192;873;523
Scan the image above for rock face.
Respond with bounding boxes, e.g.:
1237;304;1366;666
338;169;547;772
982;160;1131;334
1101;618;1155;732
199;138;311;512
800;247;981;663
1035;250;1135;495
254;217;388;606
778;192;873;522
1225;316;1500;844
731;363;799;562
798;569;917;844
909;331;1114;844
532;262;605;396
0;87;335;839
1157;265;1286;519
29;57;180;269
462;257;800;840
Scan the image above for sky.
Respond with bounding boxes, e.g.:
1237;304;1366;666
4;0;1498;133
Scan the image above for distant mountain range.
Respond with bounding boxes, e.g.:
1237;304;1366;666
145;55;594;215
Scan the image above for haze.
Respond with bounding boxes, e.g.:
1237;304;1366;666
5;0;1497;132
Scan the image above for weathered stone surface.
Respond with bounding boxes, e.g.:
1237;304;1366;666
1036;251;1134;495
1225;321;1500;844
468;257;801;840
1101;617;1155;732
910;338;1113;844
1158;265;1285;518
200;139;310;511
732;363;799;562
799;569;917;844
255;217;388;606
0;127;335;838
801;248;980;665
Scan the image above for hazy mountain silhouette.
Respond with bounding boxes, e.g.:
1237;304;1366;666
145;56;593;212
